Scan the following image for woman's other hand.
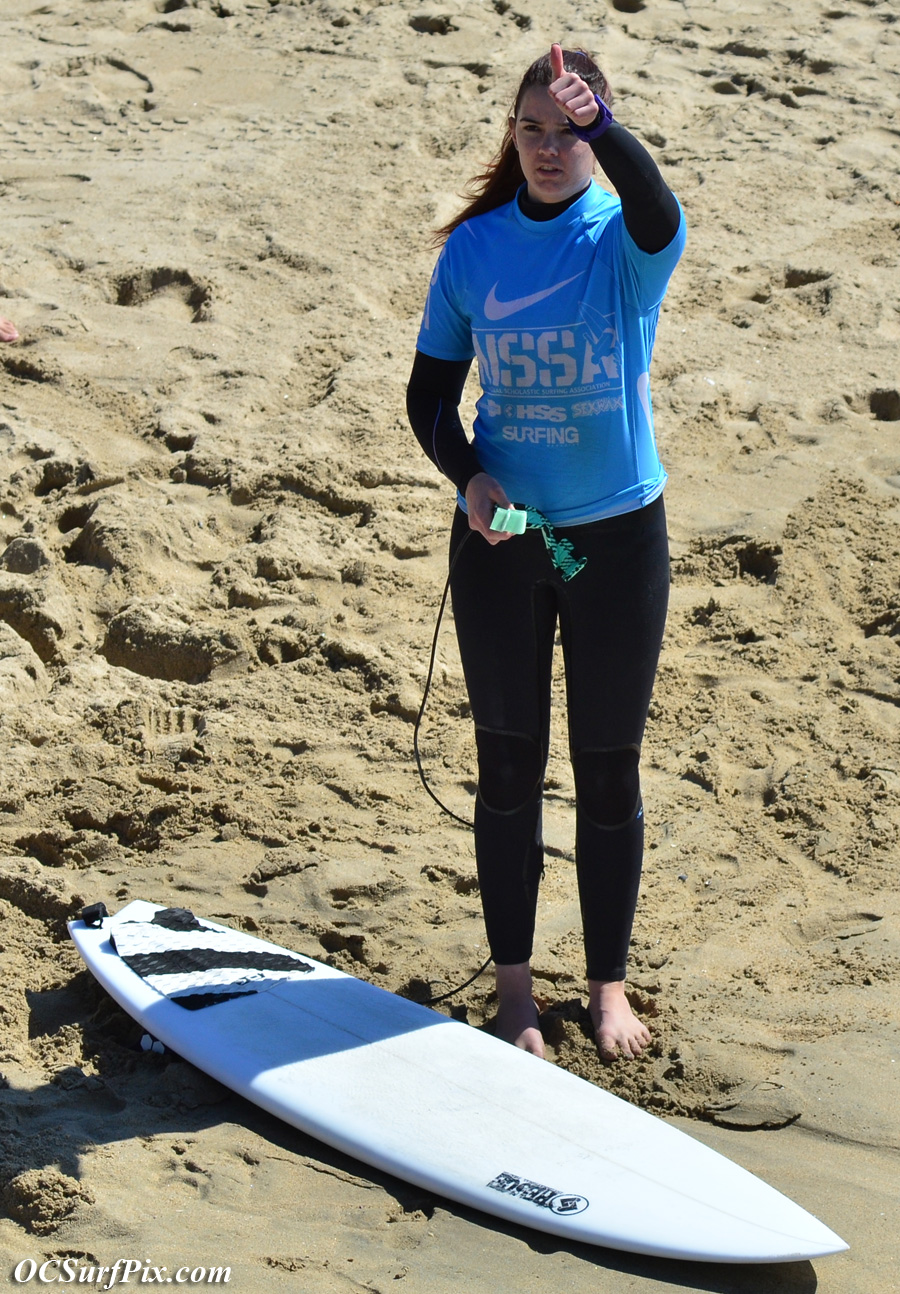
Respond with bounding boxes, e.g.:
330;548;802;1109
548;42;600;127
465;472;514;544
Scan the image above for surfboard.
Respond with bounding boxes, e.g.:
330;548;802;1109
69;900;847;1265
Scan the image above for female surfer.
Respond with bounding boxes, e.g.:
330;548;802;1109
407;44;684;1061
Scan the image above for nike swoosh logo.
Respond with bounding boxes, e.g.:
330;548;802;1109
484;273;584;321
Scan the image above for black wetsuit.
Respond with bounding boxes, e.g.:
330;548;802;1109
407;124;681;981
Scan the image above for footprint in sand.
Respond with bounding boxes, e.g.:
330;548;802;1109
112;268;213;323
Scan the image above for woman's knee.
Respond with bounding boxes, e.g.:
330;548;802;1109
476;729;543;813
573;746;641;827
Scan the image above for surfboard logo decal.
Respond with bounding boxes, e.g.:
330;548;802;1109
487;1172;589;1215
110;908;315;1008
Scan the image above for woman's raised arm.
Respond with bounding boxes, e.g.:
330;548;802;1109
548;42;681;254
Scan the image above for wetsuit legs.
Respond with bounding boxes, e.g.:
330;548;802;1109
449;498;669;979
473;730;545;967
576;809;644;981
573;747;644;982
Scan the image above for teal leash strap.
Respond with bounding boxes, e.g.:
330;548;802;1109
523;506;587;582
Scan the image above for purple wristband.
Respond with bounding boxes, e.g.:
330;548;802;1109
568;94;614;142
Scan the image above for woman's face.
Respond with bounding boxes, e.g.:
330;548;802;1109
511;85;596;204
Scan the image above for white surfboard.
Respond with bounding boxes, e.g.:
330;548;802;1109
69;900;847;1265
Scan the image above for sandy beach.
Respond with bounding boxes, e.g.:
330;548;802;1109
1;0;899;1288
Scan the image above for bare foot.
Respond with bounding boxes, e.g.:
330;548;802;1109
588;979;650;1062
494;961;545;1058
0;317;19;343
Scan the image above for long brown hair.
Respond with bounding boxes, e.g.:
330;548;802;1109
434;48;613;246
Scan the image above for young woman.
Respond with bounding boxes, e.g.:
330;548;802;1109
407;44;685;1061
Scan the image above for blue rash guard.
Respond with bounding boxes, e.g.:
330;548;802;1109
416;182;685;526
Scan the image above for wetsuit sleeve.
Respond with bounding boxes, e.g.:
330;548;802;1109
589;123;681;254
406;350;483;495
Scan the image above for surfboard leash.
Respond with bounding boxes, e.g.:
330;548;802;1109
413;503;587;828
415;955;495;1006
410;528;494;1004
412;528;474;829
411;508;586;1005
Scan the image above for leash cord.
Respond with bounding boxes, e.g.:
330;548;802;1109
409;510;585;1005
410;529;492;1004
412;529;474;829
417;954;494;1006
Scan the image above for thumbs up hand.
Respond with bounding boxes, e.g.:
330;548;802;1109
548;43;600;127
